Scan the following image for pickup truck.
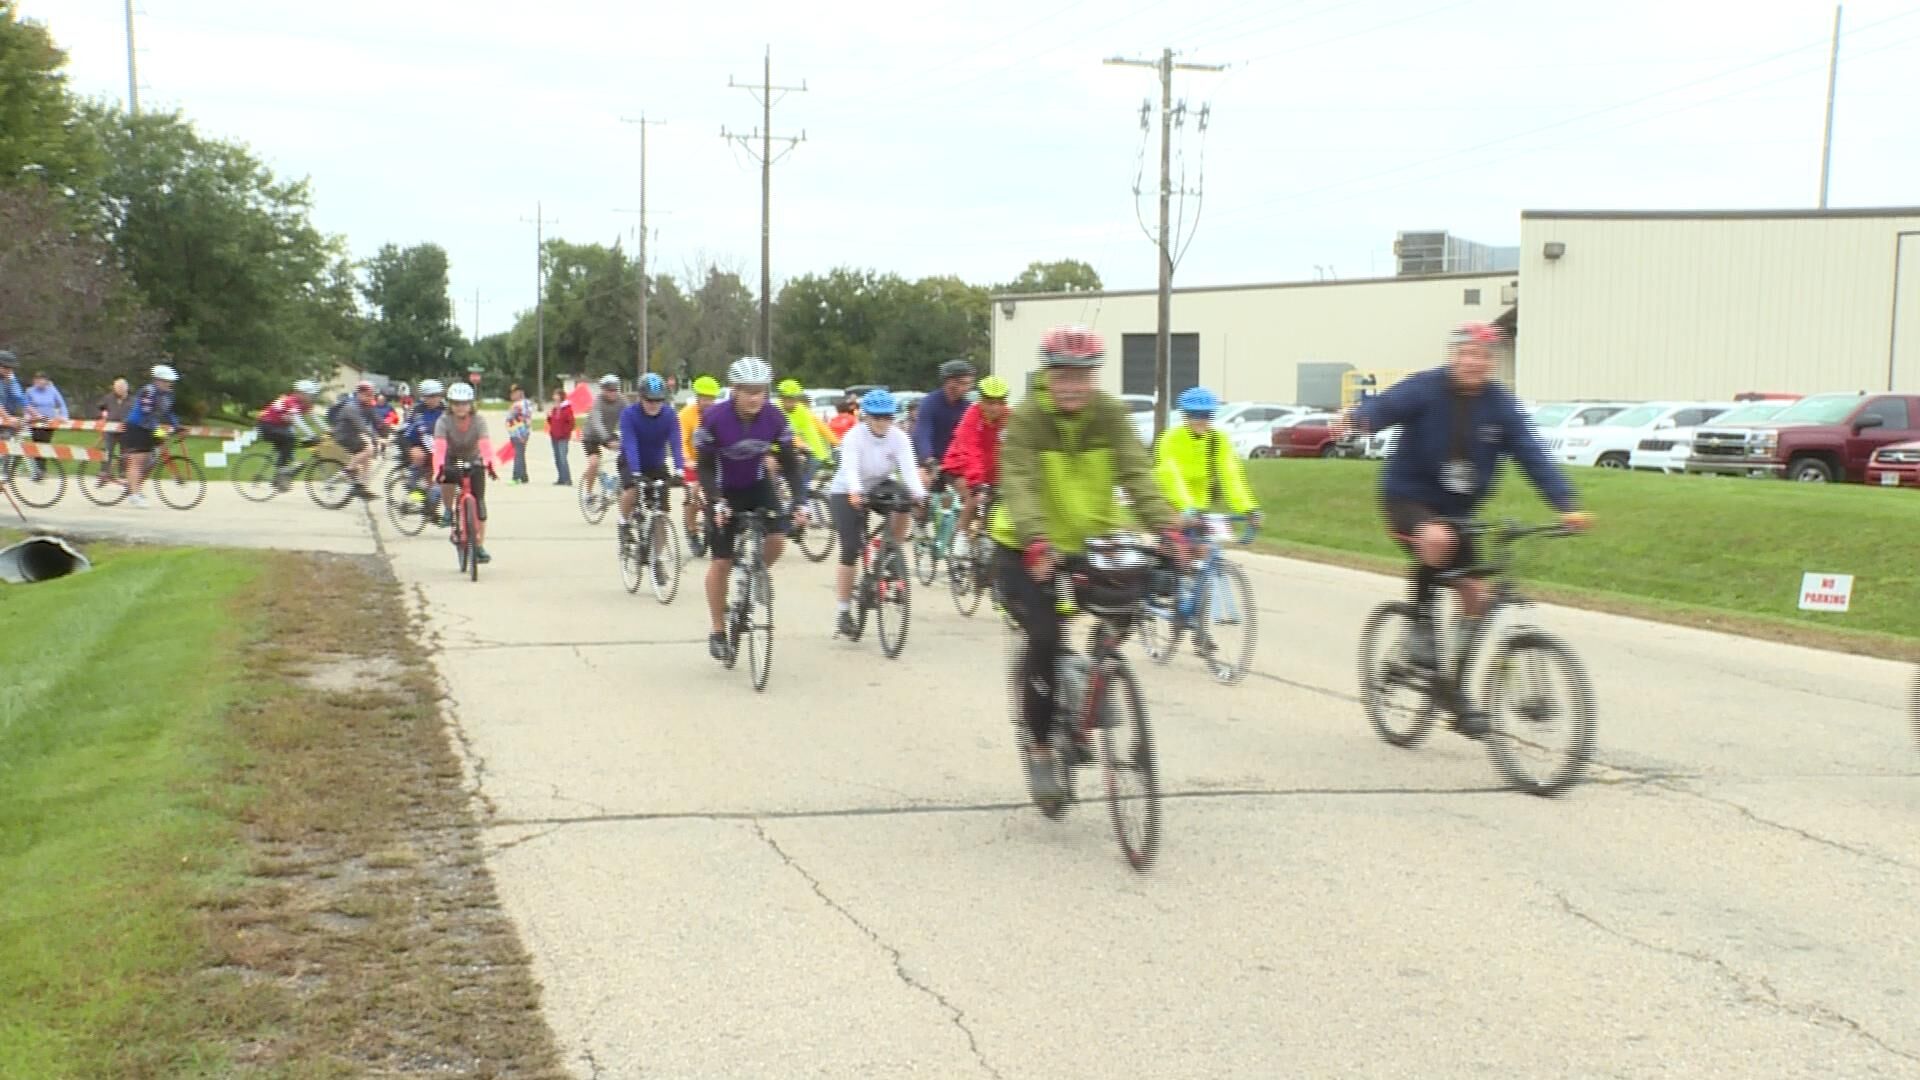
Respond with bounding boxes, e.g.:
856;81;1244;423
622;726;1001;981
1684;392;1920;483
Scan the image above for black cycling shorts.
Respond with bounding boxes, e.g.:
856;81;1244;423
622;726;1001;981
706;477;790;557
332;426;368;455
582;436;610;458
120;424;157;455
621;465;675;512
438;463;488;521
1383;498;1477;573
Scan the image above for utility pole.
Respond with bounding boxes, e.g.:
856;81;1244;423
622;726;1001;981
620;115;667;381
1106;48;1225;439
723;47;807;362
123;0;140;115
472;287;481;347
519;203;557;395
1818;5;1842;208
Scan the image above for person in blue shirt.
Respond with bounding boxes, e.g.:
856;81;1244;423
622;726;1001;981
1334;322;1591;733
910;358;976;495
121;362;182;508
0;351;27;437
616;373;685;545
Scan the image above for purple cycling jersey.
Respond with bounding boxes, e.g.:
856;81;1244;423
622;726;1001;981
693;400;795;490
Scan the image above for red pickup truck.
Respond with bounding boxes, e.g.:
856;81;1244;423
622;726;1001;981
1685;392;1920;483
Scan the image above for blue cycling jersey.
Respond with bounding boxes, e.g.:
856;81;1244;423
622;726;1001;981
618;401;685;475
402;404;445;448
124;382;179;431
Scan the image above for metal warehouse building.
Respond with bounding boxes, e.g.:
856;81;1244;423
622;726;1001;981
989;207;1920;406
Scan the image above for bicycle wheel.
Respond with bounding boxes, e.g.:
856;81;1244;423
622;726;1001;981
1357;602;1437;748
722;564;747;670
744;562;774;691
1095;656;1161;872
911;520;939;587
7;455;66;509
875;542;911;659
578;472;609;525
383;470;429;536
795;493;833;563
949;547;984;617
231;449;282;503
80;460;129;506
1196;560;1258;685
306;458;354;510
1137;574;1185;666
1481;629;1597;796
647;512;681;605
618;524;644;594
152;453;205;510
465;497;480;583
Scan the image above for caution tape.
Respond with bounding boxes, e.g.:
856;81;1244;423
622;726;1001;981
0;441;109;463
33;418;233;438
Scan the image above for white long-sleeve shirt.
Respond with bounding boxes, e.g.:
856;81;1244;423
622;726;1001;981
829;421;928;499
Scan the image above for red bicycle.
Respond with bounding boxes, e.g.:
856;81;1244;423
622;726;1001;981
447;459;487;581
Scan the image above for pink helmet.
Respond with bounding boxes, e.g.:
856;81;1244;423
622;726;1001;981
1038;325;1104;367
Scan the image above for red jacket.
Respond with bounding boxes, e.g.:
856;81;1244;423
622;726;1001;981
941;402;1005;487
548;401;576;441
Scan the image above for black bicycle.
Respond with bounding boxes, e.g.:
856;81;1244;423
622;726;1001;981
839;491;915;658
791;456;836;563
619;476;683;604
720;506;784;692
1009;534;1167;872
1358;517;1596;796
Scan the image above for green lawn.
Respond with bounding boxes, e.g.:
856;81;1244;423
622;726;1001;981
0;546;259;1076
1246;459;1920;642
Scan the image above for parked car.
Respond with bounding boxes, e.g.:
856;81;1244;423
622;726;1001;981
1363;427;1400;460
806;388;844;425
1274;413;1343;458
1217;402;1310;435
1630;400;1787;472
1559;402;1734;469
1527;401;1636;455
1867;440;1920;488
1686;391;1920;483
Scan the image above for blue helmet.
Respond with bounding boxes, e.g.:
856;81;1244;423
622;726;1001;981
1176;386;1220;415
639;373;667;401
860;388;898;417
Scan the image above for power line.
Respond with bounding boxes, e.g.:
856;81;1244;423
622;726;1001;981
721;46;807;363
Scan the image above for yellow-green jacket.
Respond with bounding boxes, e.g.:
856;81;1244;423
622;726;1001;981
783;402;838;460
988;373;1174;555
1154;425;1258;515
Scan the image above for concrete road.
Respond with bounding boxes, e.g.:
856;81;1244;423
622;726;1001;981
31;476;1920;1077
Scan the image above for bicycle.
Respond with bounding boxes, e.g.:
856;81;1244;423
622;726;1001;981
578;452;619;525
838;491;915;658
81;431;208;510
382;458;440;537
619;477;683;604
1357;517;1596;796
1139;512;1260;685
1;427;66;508
1008;535;1167;872
230;436;354;508
911;483;962;586
946;483;996;618
790;456;836;563
445;459;486;582
719;506;784;692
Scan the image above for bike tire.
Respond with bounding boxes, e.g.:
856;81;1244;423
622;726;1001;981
1357;601;1437;748
949;549;985;617
465;497;480;582
305;458;354;510
80;463;129;506
1096;657;1160;872
648;512;681;605
746;562;773;691
153;454;206;510
1137;582;1185;666
384;470;429;536
618;525;644;594
875;543;911;659
7;455;66;509
1200;560;1259;686
796;494;833;563
722;564;746;670
231;449;281;503
578;472;610;525
911;522;938;587
1481;629;1596;797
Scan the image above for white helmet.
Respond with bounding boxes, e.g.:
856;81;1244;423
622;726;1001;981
418;378;445;397
726;357;772;386
447;383;475;403
152;364;179;382
293;379;319;396
599;374;621;389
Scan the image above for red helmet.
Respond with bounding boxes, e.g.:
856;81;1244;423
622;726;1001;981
355;379;377;393
1449;321;1504;347
1038;325;1104;367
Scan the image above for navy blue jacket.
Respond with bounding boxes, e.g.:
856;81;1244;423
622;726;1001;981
1352;367;1576;517
911;388;970;466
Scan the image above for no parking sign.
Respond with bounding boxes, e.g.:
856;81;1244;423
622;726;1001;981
1798;573;1854;613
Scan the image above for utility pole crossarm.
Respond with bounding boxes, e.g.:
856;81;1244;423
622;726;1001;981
724;47;807;363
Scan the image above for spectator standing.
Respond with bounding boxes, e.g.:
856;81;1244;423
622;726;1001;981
94;378;132;483
505;384;533;484
22;372;68;480
547;388;576;486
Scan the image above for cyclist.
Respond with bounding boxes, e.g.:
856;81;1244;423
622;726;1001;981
939;374;1011;554
120;363;182;509
777;378;839;495
826;397;857;440
692;357;808;662
1154;386;1263;528
432;382;498;564
912;358;976;495
0;352;25;439
679;375;720;548
828;389;926;638
580;374;625;497
1331;321;1591;735
330;379;386;500
256;379;321;489
399;379;447;519
616;373;685;547
987;327;1183;800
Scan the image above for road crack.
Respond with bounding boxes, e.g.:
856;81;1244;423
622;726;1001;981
1552;891;1919;1064
1653;780;1919;875
748;820;1003;1080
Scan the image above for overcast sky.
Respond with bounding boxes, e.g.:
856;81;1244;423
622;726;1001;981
22;0;1920;338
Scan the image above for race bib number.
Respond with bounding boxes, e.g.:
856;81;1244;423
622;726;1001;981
1442;459;1475;495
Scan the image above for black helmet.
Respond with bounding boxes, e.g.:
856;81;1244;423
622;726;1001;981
938;358;976;381
0;350;16;368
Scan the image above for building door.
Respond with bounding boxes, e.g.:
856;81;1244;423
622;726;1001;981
1892;232;1919;392
1121;333;1198;398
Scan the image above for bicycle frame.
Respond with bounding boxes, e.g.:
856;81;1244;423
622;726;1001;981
1420;518;1566;709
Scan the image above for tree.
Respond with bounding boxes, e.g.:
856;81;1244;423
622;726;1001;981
774;269;989;390
79;105;359;407
1001;259;1102;295
0;3;100;203
654;263;755;386
359;242;460;382
0;184;161;393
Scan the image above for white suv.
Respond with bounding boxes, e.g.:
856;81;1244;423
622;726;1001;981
1560;402;1736;469
1527;401;1635;455
1628;399;1789;472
